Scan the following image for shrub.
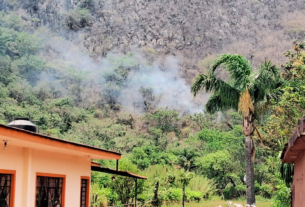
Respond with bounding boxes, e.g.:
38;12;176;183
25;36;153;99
186;190;203;202
163;188;182;201
188;175;216;199
272;182;291;207
130;146;172;170
258;183;273;198
223;184;246;200
91;184;110;207
64;9;93;30
78;0;96;11
0;12;22;30
51;98;74;107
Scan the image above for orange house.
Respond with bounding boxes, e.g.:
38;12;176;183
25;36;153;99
281;116;305;207
0;118;124;207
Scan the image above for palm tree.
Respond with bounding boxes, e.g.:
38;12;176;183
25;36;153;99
178;170;194;207
191;54;281;205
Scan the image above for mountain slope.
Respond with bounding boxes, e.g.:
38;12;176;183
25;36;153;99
1;0;305;72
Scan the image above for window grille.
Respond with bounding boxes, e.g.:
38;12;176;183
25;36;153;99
36;176;63;207
0;174;12;207
80;179;88;207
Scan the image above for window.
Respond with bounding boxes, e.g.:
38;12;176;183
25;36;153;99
80;177;89;207
0;170;15;207
36;174;65;207
0;174;12;207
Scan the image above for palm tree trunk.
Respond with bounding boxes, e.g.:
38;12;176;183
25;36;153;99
243;113;255;205
152;181;161;207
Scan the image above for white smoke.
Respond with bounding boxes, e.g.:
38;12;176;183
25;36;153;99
40;31;207;114
119;55;206;114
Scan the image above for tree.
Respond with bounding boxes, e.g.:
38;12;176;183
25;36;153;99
196;150;237;192
175;148;199;171
191;54;281;205
263;41;305;150
110;159;144;205
177;170;194;207
144;108;180;135
64;9;93;30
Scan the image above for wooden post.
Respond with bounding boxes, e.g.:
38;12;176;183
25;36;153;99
116;159;119;171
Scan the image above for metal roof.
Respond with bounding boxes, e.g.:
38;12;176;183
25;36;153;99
91;163;147;180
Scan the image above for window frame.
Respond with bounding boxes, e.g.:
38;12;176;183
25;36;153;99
35;173;66;207
0;169;16;207
80;176;90;207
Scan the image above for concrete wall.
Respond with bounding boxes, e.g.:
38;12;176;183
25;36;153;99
293;152;305;207
0;145;91;207
0;145;24;207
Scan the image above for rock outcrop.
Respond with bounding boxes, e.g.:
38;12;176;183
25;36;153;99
1;0;305;74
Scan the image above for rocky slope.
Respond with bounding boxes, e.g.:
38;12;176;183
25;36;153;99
1;0;305;78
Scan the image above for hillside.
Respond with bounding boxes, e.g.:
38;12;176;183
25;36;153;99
1;0;305;113
2;0;305;68
0;0;304;206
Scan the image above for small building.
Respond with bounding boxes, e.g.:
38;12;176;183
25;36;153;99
0;118;146;207
281;116;305;207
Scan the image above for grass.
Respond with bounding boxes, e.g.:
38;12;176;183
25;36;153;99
163;200;272;207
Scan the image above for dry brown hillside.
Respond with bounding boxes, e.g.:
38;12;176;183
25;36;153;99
1;0;304;81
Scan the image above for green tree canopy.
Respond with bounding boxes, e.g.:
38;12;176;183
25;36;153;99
191;54;282;205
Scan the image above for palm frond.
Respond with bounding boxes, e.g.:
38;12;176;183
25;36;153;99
280;163;294;186
191;73;240;97
211;54;253;91
192;54;281;116
191;74;213;96
253;61;282;104
206;92;239;114
255;61;280;89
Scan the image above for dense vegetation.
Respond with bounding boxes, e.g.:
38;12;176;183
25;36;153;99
191;53;283;205
0;10;303;207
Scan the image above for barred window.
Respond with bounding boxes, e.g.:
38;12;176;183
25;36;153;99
80;179;88;207
0;174;12;207
36;176;63;207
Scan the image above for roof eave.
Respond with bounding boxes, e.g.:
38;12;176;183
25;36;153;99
281;116;305;163
0;124;121;159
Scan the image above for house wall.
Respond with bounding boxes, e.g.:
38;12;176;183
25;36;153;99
0;145;91;207
0;145;23;207
293;152;305;207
